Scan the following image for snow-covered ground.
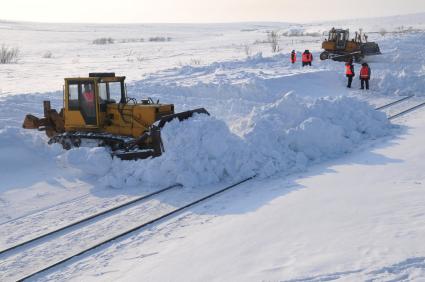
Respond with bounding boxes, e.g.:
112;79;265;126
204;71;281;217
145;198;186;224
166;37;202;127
1;12;425;281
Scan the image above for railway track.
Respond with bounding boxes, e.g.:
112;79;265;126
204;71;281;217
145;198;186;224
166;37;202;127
0;183;181;256
1;176;255;281
0;192;91;226
388;100;425;120
374;95;425;120
4;95;425;281
374;95;414;111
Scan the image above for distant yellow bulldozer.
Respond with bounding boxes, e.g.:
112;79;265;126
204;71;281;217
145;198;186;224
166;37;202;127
320;28;381;62
23;73;208;160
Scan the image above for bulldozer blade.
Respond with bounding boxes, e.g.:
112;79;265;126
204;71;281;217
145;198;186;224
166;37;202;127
47;109;65;133
156;108;209;128
23;114;40;129
113;150;156;160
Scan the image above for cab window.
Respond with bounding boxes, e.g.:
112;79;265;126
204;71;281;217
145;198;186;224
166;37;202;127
98;81;123;103
67;81;97;125
68;84;79;110
99;83;108;101
109;82;122;102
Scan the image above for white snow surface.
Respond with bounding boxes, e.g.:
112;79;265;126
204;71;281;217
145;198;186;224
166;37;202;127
64;94;389;188
1;12;425;282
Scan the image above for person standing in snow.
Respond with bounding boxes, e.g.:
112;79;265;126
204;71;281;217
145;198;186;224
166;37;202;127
291;50;297;64
359;62;371;90
302;50;313;67
345;59;355;88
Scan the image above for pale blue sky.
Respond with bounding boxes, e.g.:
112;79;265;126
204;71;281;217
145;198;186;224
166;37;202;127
2;0;425;23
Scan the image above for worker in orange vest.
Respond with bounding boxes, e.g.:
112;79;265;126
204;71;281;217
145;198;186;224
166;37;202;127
345;59;355;88
359;63;371;90
302;50;313;67
291;50;296;64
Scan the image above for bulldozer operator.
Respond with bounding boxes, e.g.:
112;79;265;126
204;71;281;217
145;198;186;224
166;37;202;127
81;82;96;124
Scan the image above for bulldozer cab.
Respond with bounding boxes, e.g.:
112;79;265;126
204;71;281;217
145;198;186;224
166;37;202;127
64;73;126;129
329;28;349;50
23;72;210;160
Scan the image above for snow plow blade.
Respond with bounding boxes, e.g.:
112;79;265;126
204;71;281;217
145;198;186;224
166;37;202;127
23;114;41;129
115;108;210;160
156;108;209;128
22;101;65;137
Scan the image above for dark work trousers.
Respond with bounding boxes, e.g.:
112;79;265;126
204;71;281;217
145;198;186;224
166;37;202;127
347;76;353;88
302;62;311;67
360;79;370;90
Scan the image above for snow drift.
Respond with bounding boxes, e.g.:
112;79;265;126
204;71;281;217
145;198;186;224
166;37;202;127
55;93;391;188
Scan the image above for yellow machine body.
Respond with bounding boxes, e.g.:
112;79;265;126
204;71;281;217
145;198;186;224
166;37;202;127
23;73;208;160
320;28;381;62
63;75;173;138
322;40;359;53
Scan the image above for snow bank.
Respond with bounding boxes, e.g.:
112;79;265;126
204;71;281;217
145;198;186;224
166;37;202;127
243;93;390;177
365;33;425;96
59;147;112;176
0;127;62;188
0;126;61;157
99;114;255;188
130;52;298;104
60;93;390;188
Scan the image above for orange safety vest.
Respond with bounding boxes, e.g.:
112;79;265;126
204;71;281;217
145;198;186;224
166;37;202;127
345;64;353;76
302;53;312;63
360;66;370;79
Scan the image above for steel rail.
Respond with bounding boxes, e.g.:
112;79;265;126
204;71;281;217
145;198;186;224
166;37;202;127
0;193;91;227
17;176;255;281
388;101;425;120
0;184;182;256
374;95;414;110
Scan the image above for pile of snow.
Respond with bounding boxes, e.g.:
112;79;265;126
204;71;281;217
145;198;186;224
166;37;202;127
59;147;112;176
243;93;390;177
59;93;390;188
0;127;62;189
99;114;255;188
0;126;60;157
372;33;425;96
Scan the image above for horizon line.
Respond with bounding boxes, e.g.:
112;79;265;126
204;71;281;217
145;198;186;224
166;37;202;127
1;11;424;26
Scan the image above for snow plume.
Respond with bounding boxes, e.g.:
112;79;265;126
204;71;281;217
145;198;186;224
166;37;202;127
60;93;390;188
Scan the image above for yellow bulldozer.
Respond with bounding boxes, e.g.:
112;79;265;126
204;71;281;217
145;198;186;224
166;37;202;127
320;28;381;62
23;73;208;160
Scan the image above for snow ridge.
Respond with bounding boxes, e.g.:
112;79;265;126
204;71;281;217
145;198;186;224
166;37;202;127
60;93;390;188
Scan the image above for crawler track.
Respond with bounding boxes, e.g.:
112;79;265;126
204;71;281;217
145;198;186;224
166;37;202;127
13;176;255;281
0;184;181;256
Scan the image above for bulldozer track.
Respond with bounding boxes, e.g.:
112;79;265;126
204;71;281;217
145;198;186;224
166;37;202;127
16;176;255;281
0;184;182;256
